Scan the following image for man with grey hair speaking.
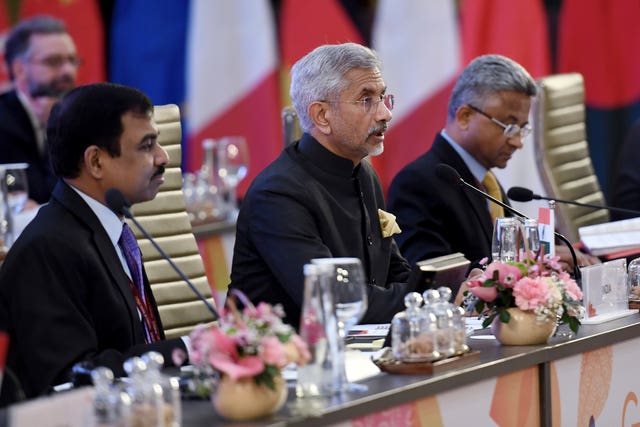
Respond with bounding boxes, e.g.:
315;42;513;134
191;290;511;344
229;43;414;328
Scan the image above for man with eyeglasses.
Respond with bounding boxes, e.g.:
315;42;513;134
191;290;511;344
229;43;415;329
388;55;599;271
0;15;79;205
388;55;536;267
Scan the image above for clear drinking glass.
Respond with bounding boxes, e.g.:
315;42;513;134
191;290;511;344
217;136;249;220
491;217;518;262
523;218;541;257
311;257;368;393
628;257;640;301
1;163;29;214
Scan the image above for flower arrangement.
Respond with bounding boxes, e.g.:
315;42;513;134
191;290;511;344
463;253;584;333
173;292;310;394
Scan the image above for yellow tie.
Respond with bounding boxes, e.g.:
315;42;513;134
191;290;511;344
482;171;505;221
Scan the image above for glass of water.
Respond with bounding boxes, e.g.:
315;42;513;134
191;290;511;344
311;257;368;393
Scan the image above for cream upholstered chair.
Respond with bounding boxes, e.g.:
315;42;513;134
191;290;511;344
533;73;609;242
282;106;302;147
130;104;217;339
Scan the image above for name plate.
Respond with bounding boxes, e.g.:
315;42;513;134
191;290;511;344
580;258;636;324
9;387;95;427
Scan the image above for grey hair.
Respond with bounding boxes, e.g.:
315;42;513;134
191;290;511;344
290;42;382;132
447;54;537;120
4;15;68;80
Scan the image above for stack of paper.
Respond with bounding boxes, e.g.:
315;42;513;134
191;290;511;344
579;217;640;256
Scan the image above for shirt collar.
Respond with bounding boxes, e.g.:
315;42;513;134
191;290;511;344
440;130;488;183
67;184;124;247
16;90;45;149
298;133;361;177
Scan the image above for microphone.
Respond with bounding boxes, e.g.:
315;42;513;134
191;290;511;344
105;188;219;320
435;164;581;282
507;186;640;217
435;164;530;219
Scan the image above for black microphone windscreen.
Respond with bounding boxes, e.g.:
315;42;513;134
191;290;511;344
435;163;462;185
507;186;535;202
105;188;131;216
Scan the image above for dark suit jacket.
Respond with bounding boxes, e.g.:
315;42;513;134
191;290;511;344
0;181;185;404
387;133;509;266
0;90;56;204
229;134;412;329
610;119;640;220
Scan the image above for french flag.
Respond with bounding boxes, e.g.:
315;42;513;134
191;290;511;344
371;0;461;192
185;0;282;198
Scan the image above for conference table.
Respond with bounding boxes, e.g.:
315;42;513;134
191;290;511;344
177;312;640;426
2;303;639;426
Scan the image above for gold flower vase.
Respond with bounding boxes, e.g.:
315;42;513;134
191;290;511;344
491;308;557;345
212;374;288;421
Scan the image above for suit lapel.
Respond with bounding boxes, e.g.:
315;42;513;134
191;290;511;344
51;182;144;342
432;136;494;243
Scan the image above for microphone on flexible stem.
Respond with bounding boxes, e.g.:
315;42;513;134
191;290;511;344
435;163;581;283
507;186;640;217
105;188;219;320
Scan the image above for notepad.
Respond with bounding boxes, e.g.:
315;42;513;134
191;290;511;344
348;323;390;338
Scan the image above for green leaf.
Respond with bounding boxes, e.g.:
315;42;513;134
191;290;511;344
253;365;280;391
498;308;511;323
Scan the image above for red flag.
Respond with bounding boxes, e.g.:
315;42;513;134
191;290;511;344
372;0;461;192
186;0;281;198
459;0;550;78
0;4;11;91
279;0;363;107
19;0;105;85
557;0;640;108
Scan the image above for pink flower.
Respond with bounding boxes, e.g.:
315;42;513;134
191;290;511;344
563;277;583;301
467;278;498;302
210;354;264;381
485;262;522;288
260;336;288;368
513;277;551;310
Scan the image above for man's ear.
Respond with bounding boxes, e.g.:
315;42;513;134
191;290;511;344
10;59;26;84
308;101;332;135
455;104;474;131
84;145;104;178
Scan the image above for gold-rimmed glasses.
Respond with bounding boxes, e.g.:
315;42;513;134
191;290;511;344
468;104;532;139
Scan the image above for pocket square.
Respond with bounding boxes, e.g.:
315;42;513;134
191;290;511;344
378;209;402;238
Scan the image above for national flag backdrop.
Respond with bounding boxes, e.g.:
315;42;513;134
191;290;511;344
109;0;189;107
185;0;281;199
557;0;640;199
372;0;461;192
6;0;640;205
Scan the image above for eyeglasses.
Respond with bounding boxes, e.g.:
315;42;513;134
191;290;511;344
468;104;532;139
324;94;395;114
29;55;82;69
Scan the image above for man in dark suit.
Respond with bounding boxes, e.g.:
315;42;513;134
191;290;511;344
0;15;78;205
229;43;413;329
610;119;640;220
388;55;600;271
388;55;536;266
0;83;187;405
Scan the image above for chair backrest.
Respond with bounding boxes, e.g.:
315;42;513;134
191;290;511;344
282;106;302;147
130;104;217;339
533;73;609;242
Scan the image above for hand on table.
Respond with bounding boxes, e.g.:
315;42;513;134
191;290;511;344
556;245;601;272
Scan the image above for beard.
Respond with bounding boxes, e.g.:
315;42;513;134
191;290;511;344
28;75;75;98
